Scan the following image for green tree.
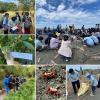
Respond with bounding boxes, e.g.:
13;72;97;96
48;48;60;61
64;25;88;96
18;0;35;11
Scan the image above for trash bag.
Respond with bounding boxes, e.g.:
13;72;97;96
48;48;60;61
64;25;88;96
78;83;89;96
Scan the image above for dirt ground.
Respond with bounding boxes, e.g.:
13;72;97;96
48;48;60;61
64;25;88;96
67;72;100;100
36;35;100;64
0;93;6;100
36;65;66;100
67;88;100;100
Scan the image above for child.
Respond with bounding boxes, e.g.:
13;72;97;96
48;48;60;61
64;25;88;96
58;35;72;61
86;72;98;96
68;68;80;94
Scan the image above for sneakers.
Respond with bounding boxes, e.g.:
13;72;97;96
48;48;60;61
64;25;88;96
65;59;69;62
90;93;95;96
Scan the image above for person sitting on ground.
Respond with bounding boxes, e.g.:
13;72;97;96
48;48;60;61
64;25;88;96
90;35;99;45
83;37;94;46
68;68;80;95
35;36;47;51
58;35;72;62
2;13;9;34
8;16;18;34
50;34;60;49
86;72;98;96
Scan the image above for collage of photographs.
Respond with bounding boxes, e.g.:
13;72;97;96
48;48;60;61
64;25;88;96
0;0;100;100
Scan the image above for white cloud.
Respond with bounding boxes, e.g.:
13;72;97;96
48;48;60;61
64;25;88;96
36;0;47;6
48;4;56;10
36;0;100;28
57;3;65;12
77;0;98;4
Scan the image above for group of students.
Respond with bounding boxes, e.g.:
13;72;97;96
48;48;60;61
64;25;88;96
35;33;72;62
0;12;32;34
68;68;100;96
4;74;26;94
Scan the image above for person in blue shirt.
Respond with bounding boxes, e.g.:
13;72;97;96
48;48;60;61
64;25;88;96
4;75;11;94
35;36;43;51
86;72;98;96
68;68;80;94
2;13;9;34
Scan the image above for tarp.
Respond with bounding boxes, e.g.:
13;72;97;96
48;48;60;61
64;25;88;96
10;52;33;60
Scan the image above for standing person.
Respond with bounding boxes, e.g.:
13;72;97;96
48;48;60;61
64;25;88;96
9;76;15;91
15;76;20;91
15;12;21;33
13;76;17;92
86;72;98;96
2;13;9;34
58;35;72;62
24;12;32;34
45;31;53;46
4;75;11;94
15;12;21;24
81;25;85;32
68;69;80;94
20;12;25;34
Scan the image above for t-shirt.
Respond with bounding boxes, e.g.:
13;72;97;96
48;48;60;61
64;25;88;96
84;37;94;46
68;72;80;82
2;17;8;29
8;19;17;28
87;74;98;86
50;37;60;49
35;39;42;48
90;35;99;44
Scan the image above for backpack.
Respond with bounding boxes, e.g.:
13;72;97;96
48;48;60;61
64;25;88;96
24;17;31;28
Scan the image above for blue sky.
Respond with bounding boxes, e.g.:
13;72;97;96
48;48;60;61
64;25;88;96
36;0;100;28
66;65;100;71
0;0;18;4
